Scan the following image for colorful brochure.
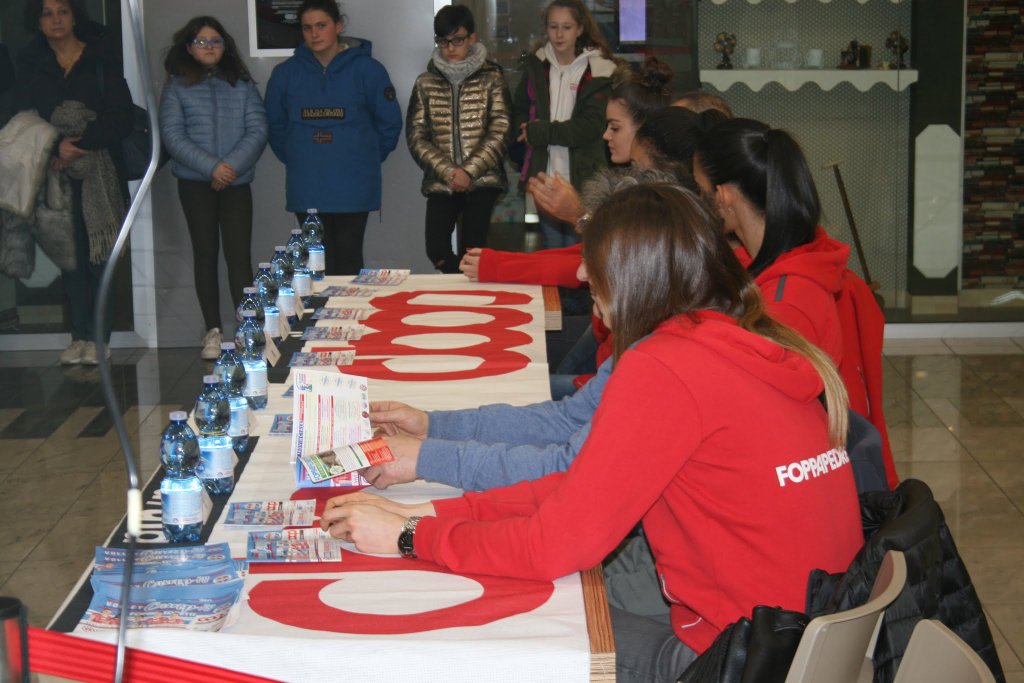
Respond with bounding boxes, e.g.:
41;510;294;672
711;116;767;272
269;413;293;435
247;528;343;563
223;499;316;529
351;268;410;285
294;459;370;489
298;438;395;484
290;370;372;464
318;286;375;298
301;325;366;341
288;350;355;367
312;307;372;320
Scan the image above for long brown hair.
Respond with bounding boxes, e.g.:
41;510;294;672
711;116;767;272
582;183;848;447
163;16;252;86
539;0;613;60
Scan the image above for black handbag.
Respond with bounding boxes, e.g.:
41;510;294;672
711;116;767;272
678;605;809;683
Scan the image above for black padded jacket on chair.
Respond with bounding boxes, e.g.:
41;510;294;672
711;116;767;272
805;478;1004;683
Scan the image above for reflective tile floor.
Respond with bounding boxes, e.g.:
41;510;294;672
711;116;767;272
1;339;1023;680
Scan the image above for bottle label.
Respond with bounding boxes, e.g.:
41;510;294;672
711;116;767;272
198;443;234;479
228;405;249;437
244;366;269;398
277;292;295;318
264;310;280;337
307;250;325;272
161;486;203;525
293;272;312;297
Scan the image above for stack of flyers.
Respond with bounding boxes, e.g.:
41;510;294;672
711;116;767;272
298;438;395;483
312;307;372;321
247;528;343;563
290;370;371;464
222;499;315;530
269;413;293;435
288;350;355;367
318;285;375;297
294;458;369;489
351;268;410;286
302;325;365;341
79;544;246;633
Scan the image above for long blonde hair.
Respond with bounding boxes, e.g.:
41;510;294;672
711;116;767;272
583;183;848;447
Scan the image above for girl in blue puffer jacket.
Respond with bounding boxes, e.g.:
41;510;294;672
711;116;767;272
160;16;268;359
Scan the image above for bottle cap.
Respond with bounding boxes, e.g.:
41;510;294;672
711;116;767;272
258;262;271;268
203;375;219;385
308;208;318;214
242;310;256;318
169;410;188;421
274;245;286;251
220;341;236;350
243;286;257;293
291;229;302;235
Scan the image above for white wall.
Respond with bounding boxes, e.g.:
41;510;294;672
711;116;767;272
136;0;435;346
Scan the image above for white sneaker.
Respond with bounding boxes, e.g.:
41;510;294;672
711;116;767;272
81;341;110;365
201;328;222;360
60;340;87;365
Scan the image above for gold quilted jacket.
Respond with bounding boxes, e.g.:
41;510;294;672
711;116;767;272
406;58;510;195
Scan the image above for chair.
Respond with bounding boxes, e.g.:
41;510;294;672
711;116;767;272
892;620;997;683
784;550;907;683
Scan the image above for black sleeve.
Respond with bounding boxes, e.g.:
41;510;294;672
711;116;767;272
78;57;134;151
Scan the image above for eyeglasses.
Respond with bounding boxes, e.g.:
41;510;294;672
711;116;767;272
191;38;224;49
435;33;470;49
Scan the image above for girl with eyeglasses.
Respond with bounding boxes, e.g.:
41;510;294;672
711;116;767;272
265;0;403;275
160;16;268;359
406;5;510;273
513;0;617;251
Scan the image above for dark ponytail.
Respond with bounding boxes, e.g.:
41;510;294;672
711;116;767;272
610;56;674;127
694;118;819;276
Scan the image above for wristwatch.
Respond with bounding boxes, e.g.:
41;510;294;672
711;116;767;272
398;516;423;559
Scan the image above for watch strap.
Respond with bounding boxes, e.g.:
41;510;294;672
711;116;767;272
398;516;423;559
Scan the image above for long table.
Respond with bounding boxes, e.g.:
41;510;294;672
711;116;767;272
50;275;613;682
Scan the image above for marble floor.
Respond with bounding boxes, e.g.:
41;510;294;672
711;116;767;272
0;338;1023;680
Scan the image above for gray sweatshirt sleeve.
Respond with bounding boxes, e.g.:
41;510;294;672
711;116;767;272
416;358;612;490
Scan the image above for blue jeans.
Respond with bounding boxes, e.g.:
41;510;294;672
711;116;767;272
539;214;580;249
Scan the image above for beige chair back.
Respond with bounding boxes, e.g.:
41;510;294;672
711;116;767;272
892;619;996;683
784;550;908;683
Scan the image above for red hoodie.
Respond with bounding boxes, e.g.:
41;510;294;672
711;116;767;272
416;311;863;653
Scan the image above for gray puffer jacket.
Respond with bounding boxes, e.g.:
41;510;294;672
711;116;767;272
159;73;268;184
406;51;509;195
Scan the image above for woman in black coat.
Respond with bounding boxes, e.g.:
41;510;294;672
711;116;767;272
14;0;133;365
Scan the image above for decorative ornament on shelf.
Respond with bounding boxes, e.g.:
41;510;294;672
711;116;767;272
839;39;871;70
882;30;910;69
714;32;737;70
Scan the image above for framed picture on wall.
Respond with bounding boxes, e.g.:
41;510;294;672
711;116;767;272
247;0;303;57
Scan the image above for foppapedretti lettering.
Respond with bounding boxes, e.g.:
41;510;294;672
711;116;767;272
775;448;850;487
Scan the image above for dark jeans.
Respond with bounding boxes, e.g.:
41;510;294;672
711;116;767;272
539;213;580;250
424;189;501;273
611;607;698;683
64;179;112;342
178;179;254;331
295;211;368;275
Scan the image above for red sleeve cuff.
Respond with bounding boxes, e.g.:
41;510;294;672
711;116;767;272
431;496;472;519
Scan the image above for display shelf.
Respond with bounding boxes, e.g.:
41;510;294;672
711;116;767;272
699;68;918;92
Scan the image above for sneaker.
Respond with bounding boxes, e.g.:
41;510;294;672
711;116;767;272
81;341;110;366
201;328;222;360
59;340;87;365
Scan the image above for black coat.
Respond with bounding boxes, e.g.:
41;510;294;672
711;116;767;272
14;22;132;155
806;479;1004;683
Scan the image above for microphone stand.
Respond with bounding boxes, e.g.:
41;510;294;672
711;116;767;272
92;1;160;680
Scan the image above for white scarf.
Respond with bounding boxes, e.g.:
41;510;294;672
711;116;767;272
544;44;594;182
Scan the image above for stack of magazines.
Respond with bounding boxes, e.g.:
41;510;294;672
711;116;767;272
77;544;246;633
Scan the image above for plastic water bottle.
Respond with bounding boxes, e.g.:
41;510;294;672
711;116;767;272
287;229;312;303
253;263;280;339
303;210;326;281
160;411;204;542
235;310;268;410
194;376;234;495
271;245;296;326
236;286;265;327
213;342;249;454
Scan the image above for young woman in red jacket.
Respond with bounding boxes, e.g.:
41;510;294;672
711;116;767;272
319;183;863;682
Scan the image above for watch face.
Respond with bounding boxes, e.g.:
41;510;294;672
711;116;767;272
399;516;421;558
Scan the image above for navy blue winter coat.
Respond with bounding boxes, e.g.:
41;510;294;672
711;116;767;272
265;38;402;213
159;74;268;185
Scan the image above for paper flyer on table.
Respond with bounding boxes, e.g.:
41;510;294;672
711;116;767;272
247;528;343;562
351;268;410;285
288;351;355;367
290;370;372;464
223;499;316;529
317;286;375;298
312;307;372;320
298;438;395;483
301;325;365;341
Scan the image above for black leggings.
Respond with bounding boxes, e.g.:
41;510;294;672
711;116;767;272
177;179;253;331
424;189;500;273
295;211;369;275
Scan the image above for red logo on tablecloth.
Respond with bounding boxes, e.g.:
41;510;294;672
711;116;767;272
246;550;554;633
316;290;534;381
